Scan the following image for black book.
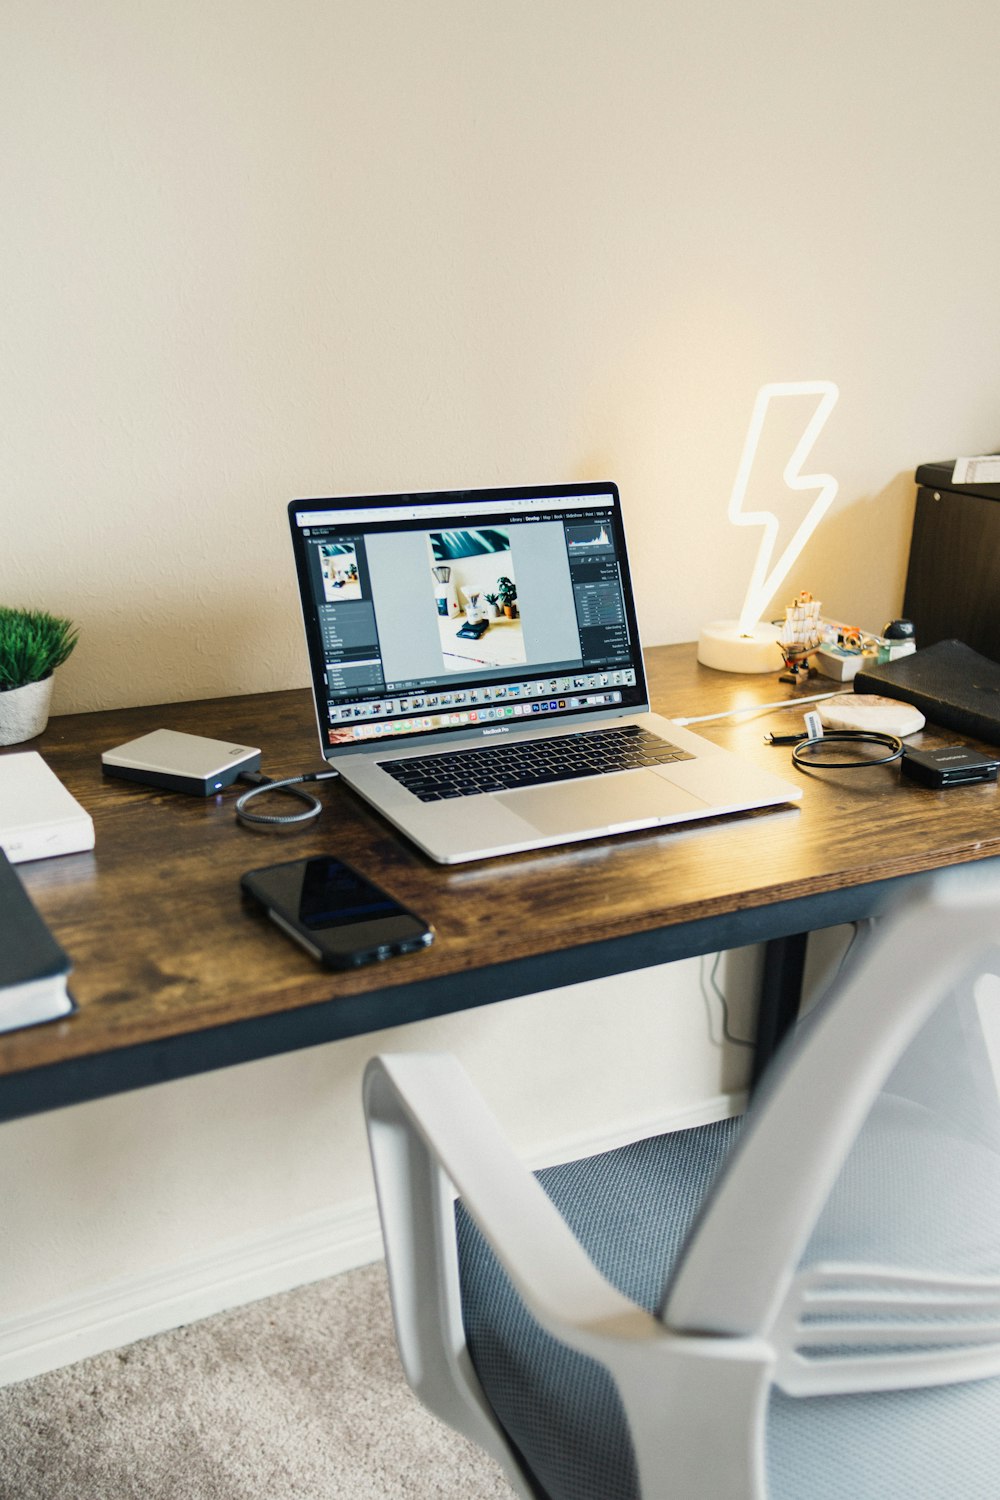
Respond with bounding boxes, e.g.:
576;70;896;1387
0;847;75;1032
854;640;1000;747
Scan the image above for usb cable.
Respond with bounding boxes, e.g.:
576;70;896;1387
235;769;340;827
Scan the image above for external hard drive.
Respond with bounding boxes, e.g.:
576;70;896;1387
0;751;95;862
101;729;261;796
900;744;1000;788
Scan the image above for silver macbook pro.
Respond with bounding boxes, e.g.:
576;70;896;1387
288;481;801;863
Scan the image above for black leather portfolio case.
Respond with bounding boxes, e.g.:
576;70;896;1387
855;639;1000;747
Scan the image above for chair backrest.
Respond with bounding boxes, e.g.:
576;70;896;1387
664;866;1000;1402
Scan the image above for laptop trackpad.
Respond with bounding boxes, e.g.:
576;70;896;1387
494;771;707;837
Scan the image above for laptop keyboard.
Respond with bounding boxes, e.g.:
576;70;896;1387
377;725;695;801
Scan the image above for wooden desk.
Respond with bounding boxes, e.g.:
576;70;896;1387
3;643;999;1122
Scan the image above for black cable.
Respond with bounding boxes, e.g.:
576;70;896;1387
791;730;903;771
234;769;340;827
701;952;755;1048
705;919;878;1050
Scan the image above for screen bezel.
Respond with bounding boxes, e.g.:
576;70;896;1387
287;481;650;759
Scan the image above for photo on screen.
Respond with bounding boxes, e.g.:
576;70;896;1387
427;528;527;673
319;543;362;603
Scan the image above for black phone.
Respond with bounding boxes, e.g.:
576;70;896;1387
240;855;434;969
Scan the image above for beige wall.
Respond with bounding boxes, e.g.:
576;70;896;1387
3;0;999;714
2;0;999;1377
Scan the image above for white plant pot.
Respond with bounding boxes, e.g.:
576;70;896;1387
0;676;54;746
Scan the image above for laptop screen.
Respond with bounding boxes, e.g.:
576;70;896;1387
287;482;649;754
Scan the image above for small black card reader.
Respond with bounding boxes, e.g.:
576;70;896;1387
900;744;1000;789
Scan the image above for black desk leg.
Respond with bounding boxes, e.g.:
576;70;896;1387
751;931;809;1089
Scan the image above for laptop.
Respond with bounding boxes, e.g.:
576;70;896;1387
288;481;801;863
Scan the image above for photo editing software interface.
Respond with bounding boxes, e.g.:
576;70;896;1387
293;490;643;749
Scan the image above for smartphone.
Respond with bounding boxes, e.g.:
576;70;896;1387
240;855;434;969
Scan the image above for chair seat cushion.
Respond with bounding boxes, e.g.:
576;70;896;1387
456;1116;742;1500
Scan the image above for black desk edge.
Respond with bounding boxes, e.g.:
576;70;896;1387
0;872;936;1123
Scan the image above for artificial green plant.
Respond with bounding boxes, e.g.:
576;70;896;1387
0;605;79;691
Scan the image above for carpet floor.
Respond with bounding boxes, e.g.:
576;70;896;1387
0;1261;515;1499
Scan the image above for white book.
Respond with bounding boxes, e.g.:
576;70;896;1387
0;751;95;864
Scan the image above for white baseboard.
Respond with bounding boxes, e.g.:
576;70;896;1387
0;1198;385;1389
524;1090;746;1171
0;1091;744;1388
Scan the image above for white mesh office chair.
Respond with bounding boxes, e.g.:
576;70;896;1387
364;869;1000;1499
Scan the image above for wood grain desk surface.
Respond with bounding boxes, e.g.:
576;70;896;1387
3;642;999;1114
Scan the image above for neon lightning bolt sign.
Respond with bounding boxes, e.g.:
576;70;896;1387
729;380;839;636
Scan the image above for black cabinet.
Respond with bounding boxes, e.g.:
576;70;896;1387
903;461;1000;662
